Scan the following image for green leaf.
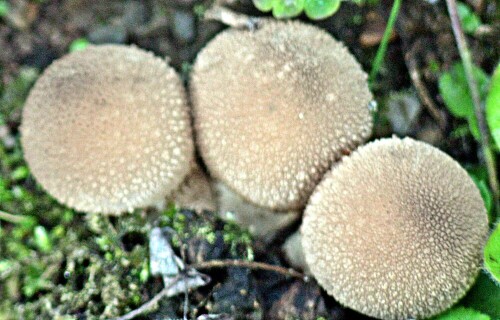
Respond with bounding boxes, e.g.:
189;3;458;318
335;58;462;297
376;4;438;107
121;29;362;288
467;113;481;140
253;0;275;12
484;224;500;283
0;178;13;203
23;264;53;297
33;226;52;253
457;2;482;34
0;260;12;273
0;1;9;17
10;166;29;181
486;64;500;149
139;261;149;283
304;0;340;20
451;124;472;138
0;67;39;122
469;174;493;221
438;63;490;140
433;306;490;320
193;4;207;17
69;38;90;52
467;165;489;181
477;180;493;220
272;0;304;18
462;271;500;319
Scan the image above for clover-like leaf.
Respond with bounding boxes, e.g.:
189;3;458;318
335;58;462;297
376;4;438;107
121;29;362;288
253;0;274;12
272;0;304;18
304;0;340;20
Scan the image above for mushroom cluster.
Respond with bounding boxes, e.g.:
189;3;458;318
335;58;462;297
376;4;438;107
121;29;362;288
20;19;488;320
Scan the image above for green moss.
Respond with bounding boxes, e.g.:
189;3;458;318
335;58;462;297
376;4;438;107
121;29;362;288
0;67;39;124
0;107;154;319
223;222;254;260
0;66;260;319
1;208;153;319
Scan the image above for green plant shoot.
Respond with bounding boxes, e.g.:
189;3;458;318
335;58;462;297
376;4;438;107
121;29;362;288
486;64;500;149
484;224;500;284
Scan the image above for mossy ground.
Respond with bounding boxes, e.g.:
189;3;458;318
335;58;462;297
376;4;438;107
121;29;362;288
0;71;255;317
0;159;256;320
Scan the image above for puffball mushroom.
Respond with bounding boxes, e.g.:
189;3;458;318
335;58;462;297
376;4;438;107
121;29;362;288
190;20;373;211
215;181;300;239
168;165;217;214
301;137;489;320
282;231;309;272
21;45;194;214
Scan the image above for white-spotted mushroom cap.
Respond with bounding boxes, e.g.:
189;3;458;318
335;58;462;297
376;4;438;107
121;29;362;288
21;45;193;214
301;137;489;320
190;20;373;211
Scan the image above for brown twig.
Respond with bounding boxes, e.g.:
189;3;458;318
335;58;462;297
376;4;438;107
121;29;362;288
404;44;447;131
203;6;260;30
111;275;182;320
190;259;308;281
445;0;500;217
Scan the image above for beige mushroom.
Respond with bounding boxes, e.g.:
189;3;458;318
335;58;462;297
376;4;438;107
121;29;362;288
301;137;489;319
190;20;373;211
168;165;217;214
282;231;309;273
215;182;300;239
21;44;193;214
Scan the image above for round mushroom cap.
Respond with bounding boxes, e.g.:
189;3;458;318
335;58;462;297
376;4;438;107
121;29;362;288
190;20;373;210
301;137;489;320
21;45;193;214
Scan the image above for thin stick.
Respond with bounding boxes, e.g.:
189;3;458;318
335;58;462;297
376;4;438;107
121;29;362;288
190;259;307;281
183;276;189;320
112;275;182;320
204;6;260;30
0;210;29;224
445;0;500;217
369;0;402;83
405;47;447;131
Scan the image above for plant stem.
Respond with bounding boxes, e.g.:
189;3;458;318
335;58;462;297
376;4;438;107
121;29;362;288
0;210;28;224
369;0;402;83
445;0;500;218
405;50;447;130
191;259;308;281
204;6;260;29
112;275;183;320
